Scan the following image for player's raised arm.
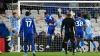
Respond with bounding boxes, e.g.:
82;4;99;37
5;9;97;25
36;17;45;23
36;12;47;23
37;17;45;21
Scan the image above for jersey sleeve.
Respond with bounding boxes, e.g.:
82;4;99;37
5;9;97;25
32;18;36;33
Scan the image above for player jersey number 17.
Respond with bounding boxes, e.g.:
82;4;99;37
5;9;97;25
26;20;32;27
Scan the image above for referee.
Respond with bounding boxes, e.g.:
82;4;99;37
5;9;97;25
61;13;76;56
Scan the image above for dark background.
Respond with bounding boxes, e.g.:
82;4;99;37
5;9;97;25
0;0;18;13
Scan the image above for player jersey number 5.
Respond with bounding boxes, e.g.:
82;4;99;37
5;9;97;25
26;20;32;27
76;21;83;26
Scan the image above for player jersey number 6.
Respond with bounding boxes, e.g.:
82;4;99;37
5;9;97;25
76;21;83;26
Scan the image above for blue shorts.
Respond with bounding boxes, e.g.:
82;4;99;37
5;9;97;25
75;31;84;38
47;25;55;35
47;25;55;38
24;33;34;42
84;33;94;40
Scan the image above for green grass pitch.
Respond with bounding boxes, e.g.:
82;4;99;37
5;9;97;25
0;52;100;56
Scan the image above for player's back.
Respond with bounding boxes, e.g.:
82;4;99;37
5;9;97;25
62;18;75;33
8;16;18;28
21;16;35;34
56;18;64;27
44;15;54;25
75;17;86;32
85;19;93;34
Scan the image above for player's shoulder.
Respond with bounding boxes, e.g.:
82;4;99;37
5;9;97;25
48;15;52;17
81;18;85;21
75;18;78;20
45;15;49;17
22;17;26;19
69;18;74;22
44;15;48;19
30;17;34;19
85;19;91;23
61;18;64;21
61;18;65;23
22;16;27;20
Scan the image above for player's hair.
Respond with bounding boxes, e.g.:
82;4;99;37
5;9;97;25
44;12;48;15
25;11;31;16
83;14;88;19
66;13;71;18
12;12;17;15
77;12;82;17
58;14;62;18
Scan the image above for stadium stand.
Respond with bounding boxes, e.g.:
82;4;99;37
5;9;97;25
19;4;100;51
0;1;100;53
19;9;100;36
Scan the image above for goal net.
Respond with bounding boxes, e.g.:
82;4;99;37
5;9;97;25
18;1;100;52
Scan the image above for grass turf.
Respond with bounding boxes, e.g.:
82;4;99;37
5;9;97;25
0;52;100;56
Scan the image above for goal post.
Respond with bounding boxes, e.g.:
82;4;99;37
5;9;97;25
17;1;100;52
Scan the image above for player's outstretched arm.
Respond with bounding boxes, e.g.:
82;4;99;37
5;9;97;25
36;17;45;23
